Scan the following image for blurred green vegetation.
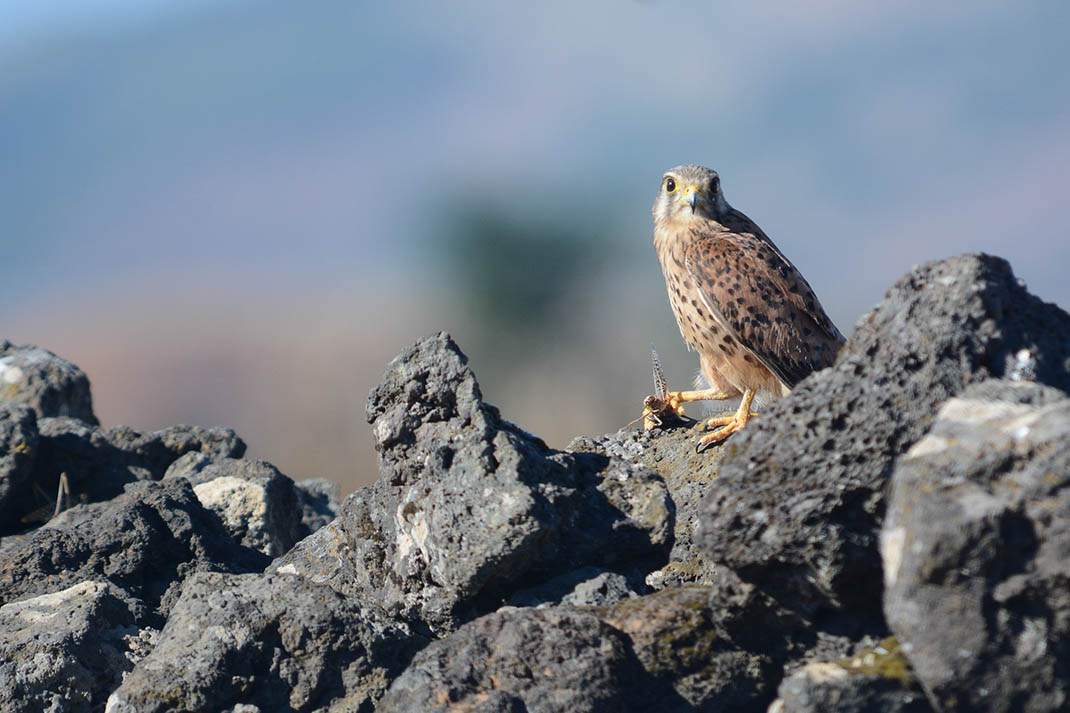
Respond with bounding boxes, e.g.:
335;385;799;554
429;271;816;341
440;203;613;344
423;195;699;451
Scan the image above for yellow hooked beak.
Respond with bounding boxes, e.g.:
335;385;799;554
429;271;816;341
676;185;702;211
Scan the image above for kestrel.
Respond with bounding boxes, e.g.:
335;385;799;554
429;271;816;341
646;164;845;450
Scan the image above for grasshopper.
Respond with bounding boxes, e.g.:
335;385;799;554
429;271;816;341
628;345;690;431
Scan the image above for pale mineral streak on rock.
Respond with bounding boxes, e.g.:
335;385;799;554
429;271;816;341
1;580;114;622
194;476;270;532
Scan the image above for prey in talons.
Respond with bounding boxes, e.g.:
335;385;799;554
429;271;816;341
637;347;760;452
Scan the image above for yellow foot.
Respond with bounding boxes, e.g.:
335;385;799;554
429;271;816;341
696;413;757;450
695;387;758;452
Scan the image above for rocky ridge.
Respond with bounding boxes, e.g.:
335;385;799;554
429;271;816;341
0;253;1067;712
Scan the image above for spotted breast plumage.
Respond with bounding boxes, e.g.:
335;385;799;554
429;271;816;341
646;164;845;449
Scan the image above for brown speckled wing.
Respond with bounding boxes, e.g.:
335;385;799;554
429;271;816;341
684;230;844;388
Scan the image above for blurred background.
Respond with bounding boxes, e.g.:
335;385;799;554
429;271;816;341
3;1;1068;494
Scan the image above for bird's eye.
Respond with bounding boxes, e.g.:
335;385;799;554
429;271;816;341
665;177;677;193
710;177;719;193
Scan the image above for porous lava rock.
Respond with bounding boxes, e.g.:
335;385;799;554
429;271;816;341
106;572;423;713
274;332;673;635
771;638;930;713
883;380;1070;712
0;580;144;713
1;417;245;536
0;342;98;424
0;404;37;523
697;254;1070;623
165;454;304;556
377;606;677;713
0;478;268;620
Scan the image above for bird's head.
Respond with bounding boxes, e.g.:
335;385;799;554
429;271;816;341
652;164;726;224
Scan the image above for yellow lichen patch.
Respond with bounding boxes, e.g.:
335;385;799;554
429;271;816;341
667;557;704;578
600;587;720;678
836;636;916;687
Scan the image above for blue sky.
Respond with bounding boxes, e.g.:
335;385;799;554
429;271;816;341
3;1;1069;488
4;1;1069;317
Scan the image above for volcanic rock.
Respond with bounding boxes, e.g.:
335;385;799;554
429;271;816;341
0;342;97;424
697;254;1070;623
106;572;423;713
0;404;37;524
0;478;269;620
0;580;145;713
274;332;673;635
165;454;304;556
377;606;676;713
882;380;1070;712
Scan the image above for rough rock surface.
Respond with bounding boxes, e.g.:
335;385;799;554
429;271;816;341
882;380;1070;712
294;477;341;533
771;638;930;713
506;566;641;609
570;421;726;589
0;404;37;521
0;417;246;536
0;341;98;424
165;454;304;556
0;580;144;713
274;332;673;635
697;254;1070;620
2;253;1069;713
600;587;776;711
378;606;678;713
107;572;423;713
0;478;269;619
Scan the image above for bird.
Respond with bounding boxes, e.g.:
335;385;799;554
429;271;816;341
646;164;845;450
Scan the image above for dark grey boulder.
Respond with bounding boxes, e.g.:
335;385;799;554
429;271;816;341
293;477;340;534
571;411;866;675
0;341;97;424
0;405;37;523
100;422;246;475
697;254;1070;621
882;380;1070;713
0;478;268;620
106;571;423;713
506;565;642;608
771;638;930;713
274;332;673;635
600;586;777;711
0;417;246;535
165;454;304;556
377;606;679;713
0;580;145;713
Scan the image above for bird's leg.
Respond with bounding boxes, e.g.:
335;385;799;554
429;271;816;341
666;387;735;415
640;387;734;431
697;388;757;450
